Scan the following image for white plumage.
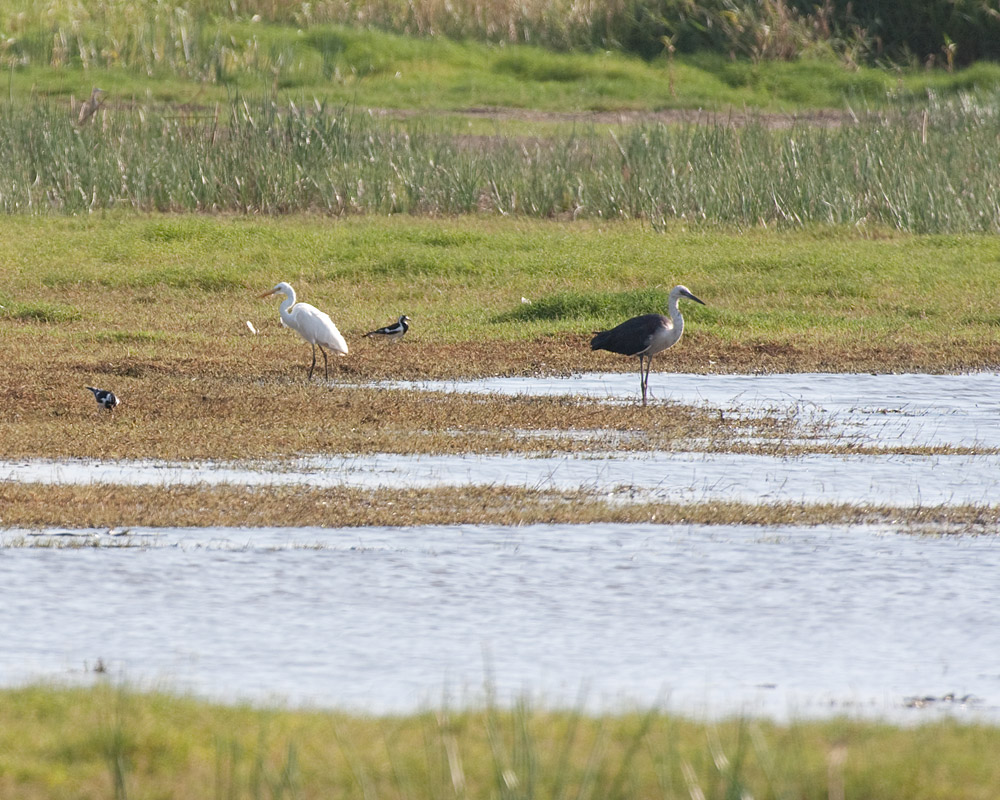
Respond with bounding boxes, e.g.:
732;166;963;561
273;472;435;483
259;282;348;380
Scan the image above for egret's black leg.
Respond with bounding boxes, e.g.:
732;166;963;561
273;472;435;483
319;344;329;380
308;343;317;380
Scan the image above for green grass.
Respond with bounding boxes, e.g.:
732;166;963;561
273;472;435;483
2;214;999;352
1;684;999;800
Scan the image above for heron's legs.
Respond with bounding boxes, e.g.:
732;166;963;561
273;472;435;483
643;355;654;402
308;343;317;380
638;354;648;406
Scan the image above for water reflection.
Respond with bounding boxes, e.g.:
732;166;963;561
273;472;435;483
2;524;999;722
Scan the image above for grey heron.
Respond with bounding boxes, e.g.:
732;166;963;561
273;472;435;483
590;284;705;405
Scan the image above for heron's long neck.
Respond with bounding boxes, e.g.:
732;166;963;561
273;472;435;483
279;291;296;323
668;294;684;333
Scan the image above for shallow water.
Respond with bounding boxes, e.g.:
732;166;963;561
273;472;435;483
386;372;1000;449
2;524;998;721
4;451;1000;506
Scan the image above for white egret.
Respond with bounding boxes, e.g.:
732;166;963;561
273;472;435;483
259;282;348;380
363;314;411;341
590;285;706;405
86;386;120;412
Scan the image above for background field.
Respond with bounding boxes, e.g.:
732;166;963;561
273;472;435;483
5;0;1000;117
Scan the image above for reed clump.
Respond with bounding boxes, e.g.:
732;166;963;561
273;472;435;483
3;94;1000;232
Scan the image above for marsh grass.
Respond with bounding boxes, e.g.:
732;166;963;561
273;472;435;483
4;93;1000;231
3;484;1000;529
0;296;81;323
2;684;1000;800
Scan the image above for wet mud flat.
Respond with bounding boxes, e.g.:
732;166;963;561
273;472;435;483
4;372;1000;510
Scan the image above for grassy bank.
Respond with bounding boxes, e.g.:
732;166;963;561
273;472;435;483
5;95;1000;231
1;684;997;800
5;0;1000;110
6;0;1000;106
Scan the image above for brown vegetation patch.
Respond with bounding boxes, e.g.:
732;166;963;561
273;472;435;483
3;320;996;461
674;336;1000;375
0;361;798;461
3;484;999;531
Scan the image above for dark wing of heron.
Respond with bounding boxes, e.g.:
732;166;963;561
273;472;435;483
590;314;666;357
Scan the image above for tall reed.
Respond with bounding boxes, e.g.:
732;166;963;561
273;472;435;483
2;93;999;232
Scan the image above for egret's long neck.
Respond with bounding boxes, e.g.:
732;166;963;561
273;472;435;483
278;289;296;324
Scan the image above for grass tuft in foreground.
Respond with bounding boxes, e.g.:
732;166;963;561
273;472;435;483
1;684;998;800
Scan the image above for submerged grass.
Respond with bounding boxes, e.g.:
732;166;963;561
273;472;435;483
3;484;1000;530
1;684;999;800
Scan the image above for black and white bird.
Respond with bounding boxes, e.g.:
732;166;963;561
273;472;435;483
86;386;120;412
590;285;705;406
364;314;411;342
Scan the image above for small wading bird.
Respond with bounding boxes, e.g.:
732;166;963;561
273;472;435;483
86;386;119;412
364;314;411;341
77;87;106;125
590;285;706;406
259;282;348;380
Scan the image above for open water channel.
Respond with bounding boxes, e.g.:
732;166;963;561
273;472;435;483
2;373;999;721
3;523;999;722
